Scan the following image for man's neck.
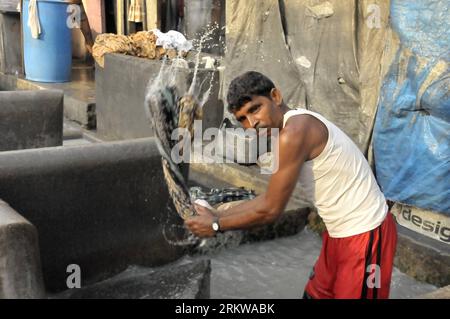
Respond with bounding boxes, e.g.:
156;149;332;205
278;104;291;129
280;104;291;115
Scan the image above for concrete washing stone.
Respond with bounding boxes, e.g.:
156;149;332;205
0;138;186;293
0;200;45;299
0;90;63;151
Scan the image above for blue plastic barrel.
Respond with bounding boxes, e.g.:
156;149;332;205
22;0;75;82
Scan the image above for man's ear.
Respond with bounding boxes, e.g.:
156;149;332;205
271;88;283;106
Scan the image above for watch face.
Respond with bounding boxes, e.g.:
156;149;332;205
212;222;219;231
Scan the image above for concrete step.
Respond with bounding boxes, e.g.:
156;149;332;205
1;66;96;129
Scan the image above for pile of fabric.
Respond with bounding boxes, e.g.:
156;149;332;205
129;31;162;59
92;34;133;67
93;30;190;67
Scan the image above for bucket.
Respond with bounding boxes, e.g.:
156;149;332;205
22;0;77;82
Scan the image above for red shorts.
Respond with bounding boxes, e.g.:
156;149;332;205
304;213;397;299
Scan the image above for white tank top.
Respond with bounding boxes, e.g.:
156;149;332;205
283;108;388;238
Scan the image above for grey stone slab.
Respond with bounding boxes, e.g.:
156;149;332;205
62;138;92;147
63;121;83;140
53;259;211;299
0;89;63;151
395;225;450;287
63;95;96;129
0;199;45;299
0;66;96;128
0;138;186;293
26;66;96;129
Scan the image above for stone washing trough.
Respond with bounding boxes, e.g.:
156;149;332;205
0;135;311;299
0;138;213;298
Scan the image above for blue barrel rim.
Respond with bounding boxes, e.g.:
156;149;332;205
24;0;80;3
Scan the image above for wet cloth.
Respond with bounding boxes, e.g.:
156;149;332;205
190;186;256;206
27;0;41;39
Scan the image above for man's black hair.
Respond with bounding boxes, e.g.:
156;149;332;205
226;71;275;113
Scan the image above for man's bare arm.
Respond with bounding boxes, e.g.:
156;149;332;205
193;116;316;231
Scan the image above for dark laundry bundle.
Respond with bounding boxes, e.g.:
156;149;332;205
145;85;202;219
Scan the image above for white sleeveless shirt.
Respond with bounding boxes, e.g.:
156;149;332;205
283;108;388;238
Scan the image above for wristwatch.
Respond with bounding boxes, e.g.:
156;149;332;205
212;217;221;233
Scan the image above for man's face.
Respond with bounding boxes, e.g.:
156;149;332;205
232;92;282;136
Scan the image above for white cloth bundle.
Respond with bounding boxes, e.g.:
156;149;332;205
28;0;41;39
152;29;193;52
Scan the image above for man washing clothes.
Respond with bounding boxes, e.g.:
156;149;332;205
185;71;397;299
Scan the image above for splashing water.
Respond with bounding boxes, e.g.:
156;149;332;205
144;25;221;222
189;23;220;97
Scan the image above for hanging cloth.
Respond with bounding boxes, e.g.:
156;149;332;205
28;0;42;39
128;0;145;23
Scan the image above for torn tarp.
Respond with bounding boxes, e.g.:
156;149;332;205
373;0;450;214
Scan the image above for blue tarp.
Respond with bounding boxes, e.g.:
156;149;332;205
373;0;450;213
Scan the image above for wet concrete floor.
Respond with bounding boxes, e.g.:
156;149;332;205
198;229;436;299
61;229;437;299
